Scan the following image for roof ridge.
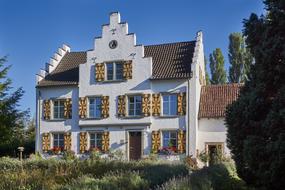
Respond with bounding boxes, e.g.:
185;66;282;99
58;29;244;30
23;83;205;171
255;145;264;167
145;40;195;47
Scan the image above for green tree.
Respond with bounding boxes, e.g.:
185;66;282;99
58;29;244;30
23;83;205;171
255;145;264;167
0;56;28;156
204;56;210;85
209;48;227;84
225;0;285;189
228;32;253;83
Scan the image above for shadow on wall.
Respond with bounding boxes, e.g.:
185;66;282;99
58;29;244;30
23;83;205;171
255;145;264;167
130;79;151;91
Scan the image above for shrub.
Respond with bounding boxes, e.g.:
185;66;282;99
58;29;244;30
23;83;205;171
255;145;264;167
60;171;149;190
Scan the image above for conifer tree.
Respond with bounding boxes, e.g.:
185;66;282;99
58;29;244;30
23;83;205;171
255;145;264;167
0;56;28;156
209;48;227;84
226;0;285;189
228;32;253;83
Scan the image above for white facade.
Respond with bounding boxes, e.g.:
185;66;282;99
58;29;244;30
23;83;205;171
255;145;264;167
35;12;229;161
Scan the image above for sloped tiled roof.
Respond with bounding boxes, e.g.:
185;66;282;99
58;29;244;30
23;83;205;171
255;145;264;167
37;41;195;87
145;41;195;79
198;84;242;118
37;52;87;87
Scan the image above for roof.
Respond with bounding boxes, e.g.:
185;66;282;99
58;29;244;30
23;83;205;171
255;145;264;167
37;52;87;87
37;41;195;87
198;84;242;118
145;41;195;79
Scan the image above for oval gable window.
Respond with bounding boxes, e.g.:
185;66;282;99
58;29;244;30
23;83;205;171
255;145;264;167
109;40;118;49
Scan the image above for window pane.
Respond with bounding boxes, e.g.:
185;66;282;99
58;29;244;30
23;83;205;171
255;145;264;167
106;63;114;80
95;97;102;118
170;95;177;115
116;63;123;80
163;101;169;115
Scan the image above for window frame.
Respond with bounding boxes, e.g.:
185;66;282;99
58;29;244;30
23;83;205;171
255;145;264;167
52;99;65;120
127;95;142;117
88;96;102;119
162;131;178;148
162;94;178;116
89;132;103;150
105;61;124;81
53;133;64;149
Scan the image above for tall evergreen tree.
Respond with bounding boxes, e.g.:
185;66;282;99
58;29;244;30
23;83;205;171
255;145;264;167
228;32;253;83
209;48;227;84
204;56;210;85
0;56;28;156
225;0;285;189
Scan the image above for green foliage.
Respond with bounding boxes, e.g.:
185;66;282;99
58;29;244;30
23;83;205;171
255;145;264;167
0;56;32;157
228;32;253;83
61;171;149;190
209;48;227;84
225;0;285;189
157;162;250;190
204;56;211;85
0;157;187;189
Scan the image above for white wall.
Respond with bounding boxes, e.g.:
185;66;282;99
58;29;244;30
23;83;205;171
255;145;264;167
198;118;230;155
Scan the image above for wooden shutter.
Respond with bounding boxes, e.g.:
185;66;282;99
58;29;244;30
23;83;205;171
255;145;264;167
151;131;161;153
78;97;87;119
101;96;109;118
43;100;51;120
123;60;132;80
79;132;88;153
102;131;110;152
64;98;72;119
142;94;151;116
117;95;126;117
152;94;161;116
42;133;50;152
64;132;72;151
177;92;186;115
177;129;186;153
95;63;105;82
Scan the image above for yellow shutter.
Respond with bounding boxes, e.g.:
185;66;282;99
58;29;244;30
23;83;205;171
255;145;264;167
102;131;110;152
177;129;186;153
42;133;50;152
151;131;161;153
101;96;109;118
142;94;151;117
117;95;126;117
95;63;105;82
64;98;72;119
64;132;72;151
123;60;132;80
152;94;161;116
78;97;87;119
79;132;88;153
177;92;186;115
43;100;51;120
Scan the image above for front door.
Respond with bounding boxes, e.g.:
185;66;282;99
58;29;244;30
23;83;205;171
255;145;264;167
129;131;142;160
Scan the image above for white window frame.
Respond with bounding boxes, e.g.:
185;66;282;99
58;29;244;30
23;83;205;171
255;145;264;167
105;62;123;81
53;133;64;148
162;94;178;116
161;131;178;148
88;97;102;118
53;99;65;119
127;95;142;117
89;132;103;150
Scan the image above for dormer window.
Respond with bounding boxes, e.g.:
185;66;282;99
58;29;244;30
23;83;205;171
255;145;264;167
106;62;123;81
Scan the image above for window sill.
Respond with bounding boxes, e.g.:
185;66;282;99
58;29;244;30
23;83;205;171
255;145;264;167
81;117;104;120
122;116;145;119
100;79;126;83
157;115;179;118
46;119;66;122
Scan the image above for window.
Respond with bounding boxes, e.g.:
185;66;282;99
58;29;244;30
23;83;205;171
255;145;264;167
53;133;64;148
53;100;65;119
89;132;103;150
162;94;177;116
162;131;177;148
128;95;142;116
89;97;102;118
106;62;123;80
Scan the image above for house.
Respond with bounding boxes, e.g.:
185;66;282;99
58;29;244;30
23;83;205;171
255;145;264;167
35;12;241;161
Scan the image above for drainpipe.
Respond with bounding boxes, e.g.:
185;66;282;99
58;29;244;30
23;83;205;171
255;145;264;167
36;89;41;153
187;74;192;156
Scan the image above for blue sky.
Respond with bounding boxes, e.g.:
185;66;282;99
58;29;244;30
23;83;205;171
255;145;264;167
0;0;264;116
